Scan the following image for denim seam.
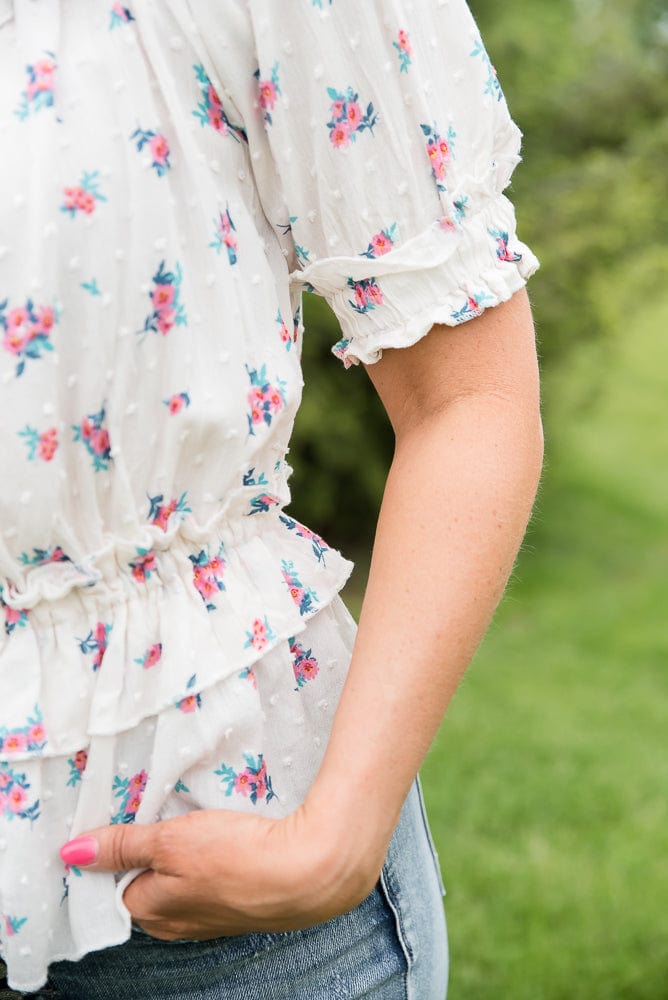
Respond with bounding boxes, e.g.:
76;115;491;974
415;776;447;898
378;865;412;1000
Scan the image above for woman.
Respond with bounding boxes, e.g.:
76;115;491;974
0;0;542;996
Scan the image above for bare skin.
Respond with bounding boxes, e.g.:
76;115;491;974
64;287;543;940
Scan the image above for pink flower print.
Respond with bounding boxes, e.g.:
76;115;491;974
27;723;46;745
134;642;163;670
346;276;384;315
149;133;170;166
1;296;58;377
421;123;457;193
0;768;39;823
393;30;413;73
72;405;112;471
2;603;29;636
17;424;59;462
139;260;187;337
245;365;287;435
289;638;320;689
281;559;319;616
489;227;523;263
1;732;28;755
244;615;277;652
163;391;191;414
19;545;71;567
330;121;351;149
278;514;330;565
147;491;191;531
78;621;112;672
346;102;362;127
193;64;247;143
238;665;257;687
326;86;377;147
129;548;157;583
129;769;148;792
176;674;202;713
189;547;226;611
361;223;398;259
254;63;281;126
276;309;294;351
60;171;107;219
7;785;28;813
111;769;148;824
209;206;238;263
130;126;171;177
215;753;275;805
451;290;496;324
67;748;88;786
15;53;56;120
233;770;253;796
110;3;135;29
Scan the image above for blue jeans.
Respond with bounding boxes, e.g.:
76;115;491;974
13;780;448;999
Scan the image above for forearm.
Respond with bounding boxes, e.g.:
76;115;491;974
305;383;543;867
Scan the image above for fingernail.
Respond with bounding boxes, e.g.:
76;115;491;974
60;836;99;867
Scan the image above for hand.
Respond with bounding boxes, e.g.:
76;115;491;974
59;804;385;941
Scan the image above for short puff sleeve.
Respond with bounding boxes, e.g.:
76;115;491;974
207;0;539;367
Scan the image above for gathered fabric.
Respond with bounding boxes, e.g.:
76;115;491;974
0;0;536;990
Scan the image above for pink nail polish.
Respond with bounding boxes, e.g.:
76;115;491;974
60;836;98;867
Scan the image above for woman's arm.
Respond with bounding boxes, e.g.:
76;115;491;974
62;288;543;938
302;286;543;895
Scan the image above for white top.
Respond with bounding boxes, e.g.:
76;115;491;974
0;0;538;990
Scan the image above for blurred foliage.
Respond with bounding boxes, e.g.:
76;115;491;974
288;0;668;551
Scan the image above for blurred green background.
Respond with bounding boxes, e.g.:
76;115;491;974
287;1;668;997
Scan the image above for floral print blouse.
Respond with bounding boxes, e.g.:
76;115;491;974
0;0;537;990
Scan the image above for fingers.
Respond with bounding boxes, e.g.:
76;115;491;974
60;821;158;873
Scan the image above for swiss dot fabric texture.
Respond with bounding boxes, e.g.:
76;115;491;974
0;0;537;992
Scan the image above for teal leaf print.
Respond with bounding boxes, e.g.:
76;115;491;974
393;30;413;73
347;276;384;315
72;405;112;471
254;63;281;126
189;547;226;610
360;223;397;259
60;171;107;218
451;291;496;324
327;86;378;148
139;260;187;337
14;52;56;121
471;39;504;102
281;559;319;616
192;65;247;143
1;297;57;377
0;767;40;824
209;207;237;262
244;615;277;651
111;769;148;824
109;4;134;29
214;753;276;805
0;705;47;756
17;425;58;462
130;126;171;176
489;228;523;263
66;749;88;787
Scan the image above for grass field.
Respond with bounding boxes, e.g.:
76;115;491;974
344;289;668;998
423;290;668;999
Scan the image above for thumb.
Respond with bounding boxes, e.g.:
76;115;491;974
60;822;157;873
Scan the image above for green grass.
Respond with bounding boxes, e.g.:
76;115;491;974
344;289;668;998
421;291;668;999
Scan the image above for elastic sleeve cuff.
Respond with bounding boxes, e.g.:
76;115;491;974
290;193;539;368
